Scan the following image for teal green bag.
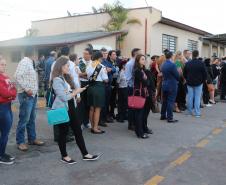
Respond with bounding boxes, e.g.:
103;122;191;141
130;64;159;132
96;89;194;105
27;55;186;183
46;86;70;125
47;107;69;125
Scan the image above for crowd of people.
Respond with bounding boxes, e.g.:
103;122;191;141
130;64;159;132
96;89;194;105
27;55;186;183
0;45;226;165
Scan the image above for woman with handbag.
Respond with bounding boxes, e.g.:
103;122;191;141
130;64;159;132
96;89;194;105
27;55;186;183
86;51;109;134
51;56;101;164
0;56;17;165
133;54;149;139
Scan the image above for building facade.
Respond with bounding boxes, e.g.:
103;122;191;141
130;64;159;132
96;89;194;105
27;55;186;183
0;6;225;77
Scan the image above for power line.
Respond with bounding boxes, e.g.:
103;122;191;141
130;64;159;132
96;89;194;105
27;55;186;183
144;0;149;7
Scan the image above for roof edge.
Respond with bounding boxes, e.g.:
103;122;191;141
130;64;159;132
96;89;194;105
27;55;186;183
159;17;212;36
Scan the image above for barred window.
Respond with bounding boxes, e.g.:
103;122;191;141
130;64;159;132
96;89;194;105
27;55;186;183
188;39;198;51
162;34;177;53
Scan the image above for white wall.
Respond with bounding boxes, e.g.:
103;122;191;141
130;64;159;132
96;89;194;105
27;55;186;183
150;23;203;56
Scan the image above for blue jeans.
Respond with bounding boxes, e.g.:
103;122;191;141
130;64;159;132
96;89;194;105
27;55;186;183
16;93;37;144
187;84;203;116
161;86;177;120
0;103;13;157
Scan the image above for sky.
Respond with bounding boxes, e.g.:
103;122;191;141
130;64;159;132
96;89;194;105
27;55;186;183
0;0;226;41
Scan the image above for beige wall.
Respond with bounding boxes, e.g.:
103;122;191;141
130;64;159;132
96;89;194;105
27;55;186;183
150;23;203;56
32;7;162;57
32;13;111;36
71;35;116;56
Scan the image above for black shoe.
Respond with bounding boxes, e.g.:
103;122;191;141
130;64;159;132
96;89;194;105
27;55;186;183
145;129;153;135
61;158;77;164
91;129;105;134
106;117;114;123
167;119;178;123
3;154;15;161
160;117;167;120
0;156;14;165
83;154;102;161
140;134;149;139
99;122;108;127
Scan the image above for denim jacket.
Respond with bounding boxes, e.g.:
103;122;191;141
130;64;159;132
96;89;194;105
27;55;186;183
51;77;73;110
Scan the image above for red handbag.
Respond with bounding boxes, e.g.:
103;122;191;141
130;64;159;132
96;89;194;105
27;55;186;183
128;83;146;109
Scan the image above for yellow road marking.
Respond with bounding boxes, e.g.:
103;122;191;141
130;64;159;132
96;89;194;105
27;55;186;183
170;151;192;167
196;139;209;148
145;175;165;185
212;128;223;135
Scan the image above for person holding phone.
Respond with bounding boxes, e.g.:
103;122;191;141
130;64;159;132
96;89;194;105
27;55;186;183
51;56;101;164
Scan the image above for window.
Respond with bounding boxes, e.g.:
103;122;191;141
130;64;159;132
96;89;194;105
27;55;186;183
11;50;21;62
187;40;198;51
162;34;177;53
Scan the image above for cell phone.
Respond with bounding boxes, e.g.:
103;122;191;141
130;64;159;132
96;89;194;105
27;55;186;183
84;85;89;88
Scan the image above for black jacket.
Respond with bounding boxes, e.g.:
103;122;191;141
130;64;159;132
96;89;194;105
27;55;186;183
184;59;207;86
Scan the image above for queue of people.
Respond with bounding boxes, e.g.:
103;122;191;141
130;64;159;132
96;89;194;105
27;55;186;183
0;45;226;165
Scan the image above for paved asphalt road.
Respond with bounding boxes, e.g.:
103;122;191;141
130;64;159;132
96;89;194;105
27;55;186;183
0;100;226;185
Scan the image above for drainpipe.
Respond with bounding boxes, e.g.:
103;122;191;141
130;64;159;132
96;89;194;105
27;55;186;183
145;18;147;55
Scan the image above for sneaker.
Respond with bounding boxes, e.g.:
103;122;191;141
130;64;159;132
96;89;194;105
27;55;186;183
0;156;14;165
195;115;201;118
61;158;77;165
206;104;212;107
86;123;92;129
3;154;15;161
83;154;102;161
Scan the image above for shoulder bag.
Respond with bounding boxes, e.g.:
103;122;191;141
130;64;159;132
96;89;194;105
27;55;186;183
46;78;70;125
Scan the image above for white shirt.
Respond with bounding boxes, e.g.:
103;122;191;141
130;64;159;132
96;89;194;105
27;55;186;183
86;63;108;82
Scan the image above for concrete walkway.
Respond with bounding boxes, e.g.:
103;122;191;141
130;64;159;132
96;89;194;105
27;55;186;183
0;100;226;185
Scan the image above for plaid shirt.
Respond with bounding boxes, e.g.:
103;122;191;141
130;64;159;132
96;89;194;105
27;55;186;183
14;57;38;96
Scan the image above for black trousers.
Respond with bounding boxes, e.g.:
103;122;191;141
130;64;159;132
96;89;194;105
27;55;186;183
221;82;226;99
203;83;210;104
176;80;186;108
143;96;152;131
57;99;88;158
134;108;146;137
80;81;90;125
117;88;128;120
127;87;135;128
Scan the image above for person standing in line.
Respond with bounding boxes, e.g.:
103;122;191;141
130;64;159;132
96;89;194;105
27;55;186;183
101;48;116;125
36;55;46;97
183;50;207;118
160;51;180;123
174;51;186;112
220;57;226;100
183;49;192;63
77;48;93;128
125;48;141;131
14;47;45;151
0;56;17;164
44;51;57;90
117;60;128;123
133;54;149;139
51;56;101;164
108;50;119;120
86;51;109;134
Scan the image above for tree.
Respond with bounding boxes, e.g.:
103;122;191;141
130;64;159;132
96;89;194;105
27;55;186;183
92;1;141;49
26;28;38;37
